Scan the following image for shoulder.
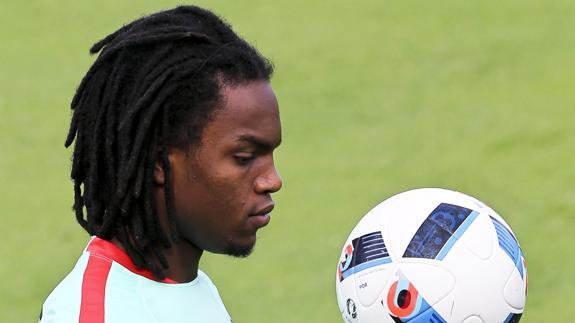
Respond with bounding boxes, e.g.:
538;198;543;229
196;270;222;298
196;270;230;318
197;270;214;285
40;250;152;323
40;251;89;322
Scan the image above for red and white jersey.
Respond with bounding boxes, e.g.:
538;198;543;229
40;237;232;323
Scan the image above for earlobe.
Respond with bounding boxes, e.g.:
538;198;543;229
154;162;165;186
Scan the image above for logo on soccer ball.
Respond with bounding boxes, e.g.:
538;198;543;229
346;298;357;319
338;244;354;281
338;231;391;282
384;272;447;323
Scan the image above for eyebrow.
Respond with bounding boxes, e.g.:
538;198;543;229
236;134;281;151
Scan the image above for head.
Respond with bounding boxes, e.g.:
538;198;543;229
66;6;282;279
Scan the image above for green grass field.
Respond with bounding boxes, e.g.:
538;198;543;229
1;0;574;322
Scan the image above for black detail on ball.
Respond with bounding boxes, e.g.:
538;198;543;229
397;289;411;309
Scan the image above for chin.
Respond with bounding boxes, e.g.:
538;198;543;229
225;239;256;257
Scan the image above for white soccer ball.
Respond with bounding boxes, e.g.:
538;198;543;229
336;188;527;323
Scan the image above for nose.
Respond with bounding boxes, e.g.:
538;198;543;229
255;163;282;194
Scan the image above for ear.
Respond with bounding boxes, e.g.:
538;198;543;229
154;161;165;186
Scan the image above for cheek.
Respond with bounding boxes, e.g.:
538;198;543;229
180;165;253;215
208;173;252;210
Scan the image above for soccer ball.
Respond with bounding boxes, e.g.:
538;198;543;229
336;188;527;323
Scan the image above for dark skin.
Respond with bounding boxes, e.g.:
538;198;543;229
148;80;282;283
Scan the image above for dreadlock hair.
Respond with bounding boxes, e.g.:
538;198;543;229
65;5;274;279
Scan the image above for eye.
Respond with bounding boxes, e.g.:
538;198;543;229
234;152;255;166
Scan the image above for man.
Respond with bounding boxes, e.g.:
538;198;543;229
40;5;282;322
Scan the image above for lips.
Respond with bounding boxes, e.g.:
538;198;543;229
252;203;275;217
248;203;274;229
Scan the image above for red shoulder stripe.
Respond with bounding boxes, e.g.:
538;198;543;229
87;237;176;284
79;255;112;323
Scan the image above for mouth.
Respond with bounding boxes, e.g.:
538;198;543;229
248;203;275;229
252;203;275;217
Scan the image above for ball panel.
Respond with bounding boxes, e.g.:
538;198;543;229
397;263;455;308
382;189;449;260
457;212;494;260
383;274;448;323
434;239;516;322
504;313;522;323
490;216;524;278
461;316;484;323
337;229;397;314
503;268;526;310
337;231;392;281
402;204;478;261
354;265;394;307
385;188;487;261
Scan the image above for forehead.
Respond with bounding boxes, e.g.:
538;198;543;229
200;81;281;148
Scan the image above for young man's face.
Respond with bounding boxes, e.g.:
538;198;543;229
168;80;282;256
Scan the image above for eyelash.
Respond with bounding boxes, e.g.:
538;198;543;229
234;154;255;166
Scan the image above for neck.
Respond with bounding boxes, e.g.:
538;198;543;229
162;238;204;283
110;236;203;283
153;185;205;283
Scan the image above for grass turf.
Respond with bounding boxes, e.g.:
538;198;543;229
1;0;573;321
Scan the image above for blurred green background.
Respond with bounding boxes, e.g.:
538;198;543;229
1;0;574;322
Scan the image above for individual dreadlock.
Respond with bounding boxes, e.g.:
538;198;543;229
65;5;274;279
